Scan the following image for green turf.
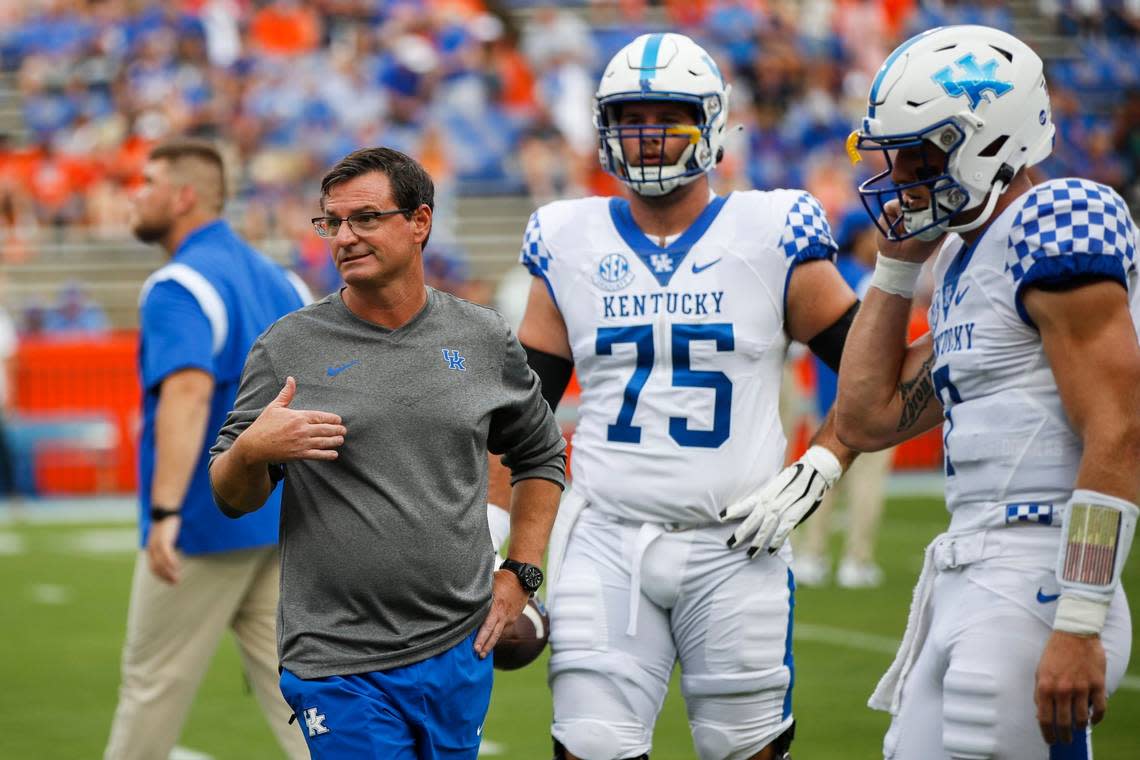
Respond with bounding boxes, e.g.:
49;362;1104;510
1;497;1137;758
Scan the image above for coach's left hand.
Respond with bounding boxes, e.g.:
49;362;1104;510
1035;630;1107;745
474;570;530;658
721;445;842;557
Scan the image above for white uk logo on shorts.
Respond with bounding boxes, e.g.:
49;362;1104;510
304;707;329;737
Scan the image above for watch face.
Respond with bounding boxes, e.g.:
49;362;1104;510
519;565;543;591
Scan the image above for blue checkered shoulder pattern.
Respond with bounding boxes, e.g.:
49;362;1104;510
519;211;552;278
779;192;838;264
1006;178;1139;292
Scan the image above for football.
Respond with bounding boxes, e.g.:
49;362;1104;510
493;597;550;671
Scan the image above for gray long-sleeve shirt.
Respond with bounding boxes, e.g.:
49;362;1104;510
210;287;566;678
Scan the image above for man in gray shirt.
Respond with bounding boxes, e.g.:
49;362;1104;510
209;146;566;759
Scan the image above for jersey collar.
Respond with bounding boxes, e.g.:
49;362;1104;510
608;193;730;287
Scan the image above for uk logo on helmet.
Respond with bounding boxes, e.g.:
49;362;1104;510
932;53;1013;110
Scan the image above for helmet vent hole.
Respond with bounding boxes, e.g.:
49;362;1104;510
978;135;1009;158
934;44;957;52
989;45;1013;62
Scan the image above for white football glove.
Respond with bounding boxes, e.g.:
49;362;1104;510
721;445;843;558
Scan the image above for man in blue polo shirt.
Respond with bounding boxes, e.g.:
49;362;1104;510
104;139;311;760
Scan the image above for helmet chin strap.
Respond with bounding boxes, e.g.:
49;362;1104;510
906;177;1008;240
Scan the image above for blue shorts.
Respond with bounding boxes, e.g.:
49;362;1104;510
279;628;493;760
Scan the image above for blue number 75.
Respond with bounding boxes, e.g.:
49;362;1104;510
596;323;734;448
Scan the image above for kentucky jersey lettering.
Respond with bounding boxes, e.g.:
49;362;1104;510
520;191;836;524
928;177;1140;529
602;290;725;318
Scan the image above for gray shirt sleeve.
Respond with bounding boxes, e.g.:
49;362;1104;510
489;317;567;487
209;335;281;464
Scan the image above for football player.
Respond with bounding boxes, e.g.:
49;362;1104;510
514;32;863;760
837;25;1137;758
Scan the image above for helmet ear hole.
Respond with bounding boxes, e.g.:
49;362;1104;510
715;147;724;164
978;135;1009;158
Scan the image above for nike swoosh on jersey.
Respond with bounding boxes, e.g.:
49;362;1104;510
327;360;361;377
692;258;722;274
1036;588;1060;604
954;286;970;306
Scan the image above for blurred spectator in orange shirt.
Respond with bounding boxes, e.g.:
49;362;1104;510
249;0;321;57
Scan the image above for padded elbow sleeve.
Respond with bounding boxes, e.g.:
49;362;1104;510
807;301;859;374
524;344;573;412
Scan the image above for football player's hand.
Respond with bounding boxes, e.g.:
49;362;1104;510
146;514;182;584
235;377;346;465
1035;630;1107;745
877;199;946;264
474;570;530;658
721;445;842;557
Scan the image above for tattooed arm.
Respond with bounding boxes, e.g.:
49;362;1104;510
835;286;943;452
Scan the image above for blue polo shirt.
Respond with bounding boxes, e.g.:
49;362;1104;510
138;220;310;554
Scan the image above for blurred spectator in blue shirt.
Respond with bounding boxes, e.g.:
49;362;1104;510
43;281;109;335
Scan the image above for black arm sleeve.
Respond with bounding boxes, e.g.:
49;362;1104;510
807;301;860;374
523;344;574;412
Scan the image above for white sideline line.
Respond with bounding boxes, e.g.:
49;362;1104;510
0;531;26;555
478;739;505;756
795;622;900;655
795;622;1140;692
0;471;945;524
29;583;71;605
0;497;135;524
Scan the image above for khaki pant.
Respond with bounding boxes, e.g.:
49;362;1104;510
800;446;893;563
104;547;308;760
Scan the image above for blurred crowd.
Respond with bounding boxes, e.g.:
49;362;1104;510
0;0;1138;301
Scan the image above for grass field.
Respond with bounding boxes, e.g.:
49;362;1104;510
1;496;1137;759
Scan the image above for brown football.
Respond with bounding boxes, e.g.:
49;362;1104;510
493;597;550;671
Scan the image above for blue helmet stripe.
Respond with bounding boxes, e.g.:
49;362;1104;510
639;33;665;91
868;27;941;118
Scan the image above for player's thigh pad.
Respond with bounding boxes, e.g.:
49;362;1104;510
890;557;1131;760
947;569;1131;759
549;516;675;759
671;531;796;760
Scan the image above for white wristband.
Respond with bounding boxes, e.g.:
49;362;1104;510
870;254;923;298
1053;594;1109;635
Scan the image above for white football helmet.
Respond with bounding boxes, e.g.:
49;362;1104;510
595;33;731;197
852;25;1054;240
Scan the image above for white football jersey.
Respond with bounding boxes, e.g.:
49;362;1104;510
520;190;837;524
928;178;1140;531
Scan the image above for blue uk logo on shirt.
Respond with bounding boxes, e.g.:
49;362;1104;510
442;349;466;371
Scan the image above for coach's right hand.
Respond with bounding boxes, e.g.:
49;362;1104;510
474;569;530;659
235;376;346;464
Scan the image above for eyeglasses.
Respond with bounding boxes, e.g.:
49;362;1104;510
311;209;411;238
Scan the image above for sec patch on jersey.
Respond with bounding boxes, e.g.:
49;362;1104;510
493;597;550;671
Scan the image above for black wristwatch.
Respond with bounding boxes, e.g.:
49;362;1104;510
150;506;181;522
499;559;544;596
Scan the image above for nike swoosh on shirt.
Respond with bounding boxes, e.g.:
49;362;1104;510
954;286;970;306
692;258;722;274
327;360;361;377
1037;588;1061;604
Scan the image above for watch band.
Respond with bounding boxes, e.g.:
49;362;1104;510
150;506;181;522
500;559;544;595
